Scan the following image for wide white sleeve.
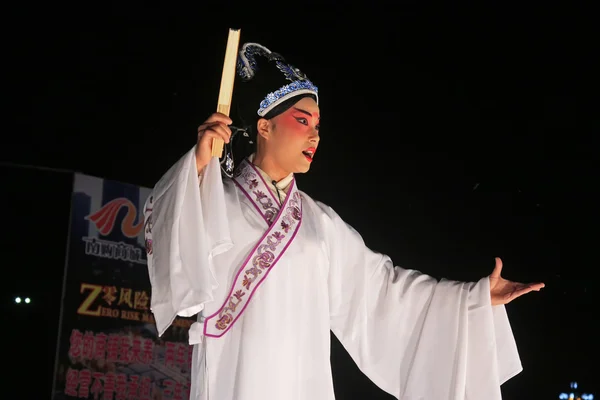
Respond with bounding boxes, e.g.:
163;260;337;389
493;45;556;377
144;147;233;337
320;203;522;400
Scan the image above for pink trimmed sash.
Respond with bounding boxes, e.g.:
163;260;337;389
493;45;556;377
203;160;302;338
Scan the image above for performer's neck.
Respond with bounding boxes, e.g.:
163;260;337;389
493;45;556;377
251;153;290;183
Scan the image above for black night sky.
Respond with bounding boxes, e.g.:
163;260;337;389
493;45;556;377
2;2;597;399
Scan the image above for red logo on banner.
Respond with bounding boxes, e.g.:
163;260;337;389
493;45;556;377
86;198;143;238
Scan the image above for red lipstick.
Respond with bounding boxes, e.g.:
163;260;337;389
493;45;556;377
302;147;316;162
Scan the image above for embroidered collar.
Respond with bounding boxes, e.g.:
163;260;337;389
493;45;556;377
204;158;303;337
248;153;294;194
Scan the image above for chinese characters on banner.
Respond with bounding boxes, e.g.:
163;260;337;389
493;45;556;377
52;173;194;399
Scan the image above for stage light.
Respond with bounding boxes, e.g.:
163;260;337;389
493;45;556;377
561;382;594;400
15;297;21;304
25;297;31;304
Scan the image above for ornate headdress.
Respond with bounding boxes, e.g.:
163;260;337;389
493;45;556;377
236;42;319;117
221;42;319;177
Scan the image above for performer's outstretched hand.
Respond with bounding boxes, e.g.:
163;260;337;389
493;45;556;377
196;112;232;174
489;257;545;306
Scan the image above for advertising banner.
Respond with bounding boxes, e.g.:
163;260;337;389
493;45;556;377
52;173;193;400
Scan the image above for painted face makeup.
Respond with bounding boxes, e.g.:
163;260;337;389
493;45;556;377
262;96;321;177
282;107;319;162
280;107;320;134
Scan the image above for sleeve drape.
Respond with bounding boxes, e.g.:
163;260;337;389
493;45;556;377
320;203;522;399
144;148;233;336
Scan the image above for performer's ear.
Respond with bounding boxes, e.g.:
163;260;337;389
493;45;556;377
256;118;271;140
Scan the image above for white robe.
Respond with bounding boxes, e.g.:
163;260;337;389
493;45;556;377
144;147;522;400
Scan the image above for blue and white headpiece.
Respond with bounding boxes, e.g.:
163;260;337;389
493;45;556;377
236;42;319;117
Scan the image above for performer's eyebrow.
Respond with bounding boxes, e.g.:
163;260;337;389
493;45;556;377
292;107;320;119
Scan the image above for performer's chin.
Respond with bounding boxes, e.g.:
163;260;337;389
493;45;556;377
296;162;312;174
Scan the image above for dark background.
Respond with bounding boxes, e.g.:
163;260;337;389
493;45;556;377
2;2;597;399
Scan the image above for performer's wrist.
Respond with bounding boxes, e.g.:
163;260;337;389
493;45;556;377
198;166;206;185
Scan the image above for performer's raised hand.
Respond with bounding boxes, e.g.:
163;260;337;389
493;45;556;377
196;112;232;174
489;257;545;305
